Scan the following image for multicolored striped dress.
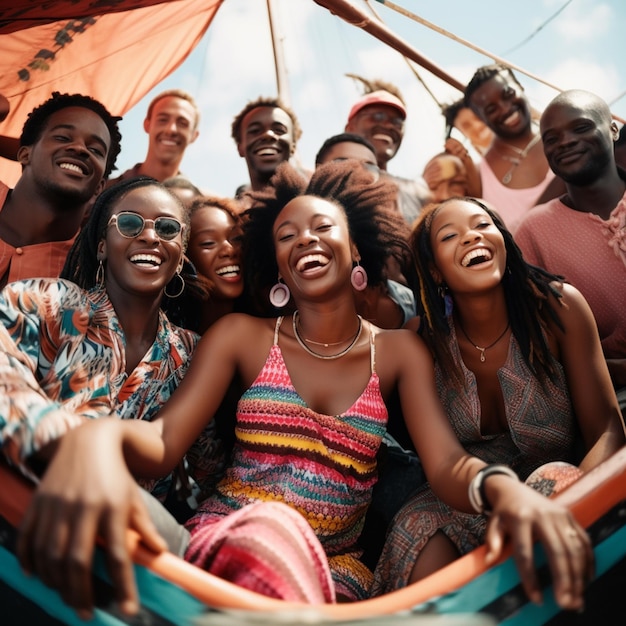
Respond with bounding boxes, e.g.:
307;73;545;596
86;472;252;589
185;316;388;601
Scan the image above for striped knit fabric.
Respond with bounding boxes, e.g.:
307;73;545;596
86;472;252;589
185;321;388;601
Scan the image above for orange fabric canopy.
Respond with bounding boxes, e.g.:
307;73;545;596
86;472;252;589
0;0;223;185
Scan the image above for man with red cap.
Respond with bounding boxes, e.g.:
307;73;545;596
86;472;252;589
345;79;431;224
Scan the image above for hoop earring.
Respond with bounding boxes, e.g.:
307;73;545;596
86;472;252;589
350;262;368;291
438;282;453;317
164;272;185;298
269;278;290;308
95;259;105;288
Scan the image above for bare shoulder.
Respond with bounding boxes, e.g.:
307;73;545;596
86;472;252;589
374;326;433;366
548;281;597;336
198;313;276;355
373;325;437;398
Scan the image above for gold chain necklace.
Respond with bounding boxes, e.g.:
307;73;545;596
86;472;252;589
292;311;362;360
456;320;510;363
497;133;541;185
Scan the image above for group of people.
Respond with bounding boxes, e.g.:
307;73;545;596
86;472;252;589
0;60;624;620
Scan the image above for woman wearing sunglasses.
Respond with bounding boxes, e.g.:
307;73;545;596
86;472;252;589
0;176;226;542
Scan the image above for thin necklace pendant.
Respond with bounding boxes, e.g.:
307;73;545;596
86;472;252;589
497;132;541;185
456;319;510;364
292;311;363;360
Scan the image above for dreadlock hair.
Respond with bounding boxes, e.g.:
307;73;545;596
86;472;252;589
411;197;566;389
61;177;195;298
242;160;414;316
441;98;465;139
230;96;302;146
20;91;122;179
463;63;522;111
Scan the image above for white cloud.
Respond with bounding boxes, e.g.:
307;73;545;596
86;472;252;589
551;0;612;41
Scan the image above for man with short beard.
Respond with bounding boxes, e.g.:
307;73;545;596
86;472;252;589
516;89;626;416
0;92;121;289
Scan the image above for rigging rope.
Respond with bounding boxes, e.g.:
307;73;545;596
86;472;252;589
363;0;442;109
372;0;564;93
500;0;574;56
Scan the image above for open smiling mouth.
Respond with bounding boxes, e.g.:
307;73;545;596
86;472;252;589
461;248;492;267
59;162;88;175
216;265;240;278
130;254;162;267
295;254;329;272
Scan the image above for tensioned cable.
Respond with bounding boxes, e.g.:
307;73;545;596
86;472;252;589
373;0;626;124
363;0;442;109
500;0;574;56
372;0;563;93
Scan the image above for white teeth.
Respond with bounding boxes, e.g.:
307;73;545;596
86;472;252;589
130;254;162;266
503;110;520;127
257;147;278;156
216;265;240;276
296;254;328;272
59;162;84;174
372;133;393;144
461;248;492;267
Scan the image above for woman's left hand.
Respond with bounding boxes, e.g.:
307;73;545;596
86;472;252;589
484;481;593;610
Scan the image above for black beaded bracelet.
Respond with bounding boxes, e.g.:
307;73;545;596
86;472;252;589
468;464;519;515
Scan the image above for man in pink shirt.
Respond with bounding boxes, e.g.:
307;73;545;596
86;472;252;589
516;90;626;413
0;92;121;288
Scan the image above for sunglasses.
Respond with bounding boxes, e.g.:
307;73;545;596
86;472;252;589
107;212;184;241
359;110;405;130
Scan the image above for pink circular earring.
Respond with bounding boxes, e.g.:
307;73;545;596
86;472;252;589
269;278;291;308
351;262;368;291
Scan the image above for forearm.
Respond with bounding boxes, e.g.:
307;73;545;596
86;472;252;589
427;453;488;513
606;358;626;389
578;429;626;473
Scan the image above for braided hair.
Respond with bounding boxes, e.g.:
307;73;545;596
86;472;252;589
411;197;565;387
463;63;522;110
61;177;194;295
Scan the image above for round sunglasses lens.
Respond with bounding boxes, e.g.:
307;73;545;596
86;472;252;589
155;218;182;240
116;213;144;237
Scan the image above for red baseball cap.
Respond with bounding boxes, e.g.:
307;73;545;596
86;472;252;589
347;90;407;122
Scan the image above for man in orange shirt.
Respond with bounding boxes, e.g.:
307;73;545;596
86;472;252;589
0;92;121;288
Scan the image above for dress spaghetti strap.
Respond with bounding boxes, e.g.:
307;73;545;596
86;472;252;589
274;316;283;346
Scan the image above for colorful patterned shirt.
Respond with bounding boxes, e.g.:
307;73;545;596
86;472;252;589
0;278;199;499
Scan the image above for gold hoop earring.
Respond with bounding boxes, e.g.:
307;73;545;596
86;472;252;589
164;272;185;298
95;259;105;288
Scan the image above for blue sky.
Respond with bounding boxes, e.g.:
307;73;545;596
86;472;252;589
115;0;626;197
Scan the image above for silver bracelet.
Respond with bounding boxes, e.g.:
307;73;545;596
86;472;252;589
468;464;519;515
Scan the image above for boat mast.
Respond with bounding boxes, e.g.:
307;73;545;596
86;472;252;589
266;0;291;106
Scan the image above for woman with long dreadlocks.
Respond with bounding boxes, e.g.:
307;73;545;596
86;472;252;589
373;196;625;594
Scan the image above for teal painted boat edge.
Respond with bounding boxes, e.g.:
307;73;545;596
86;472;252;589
407;505;626;624
0;541;210;625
